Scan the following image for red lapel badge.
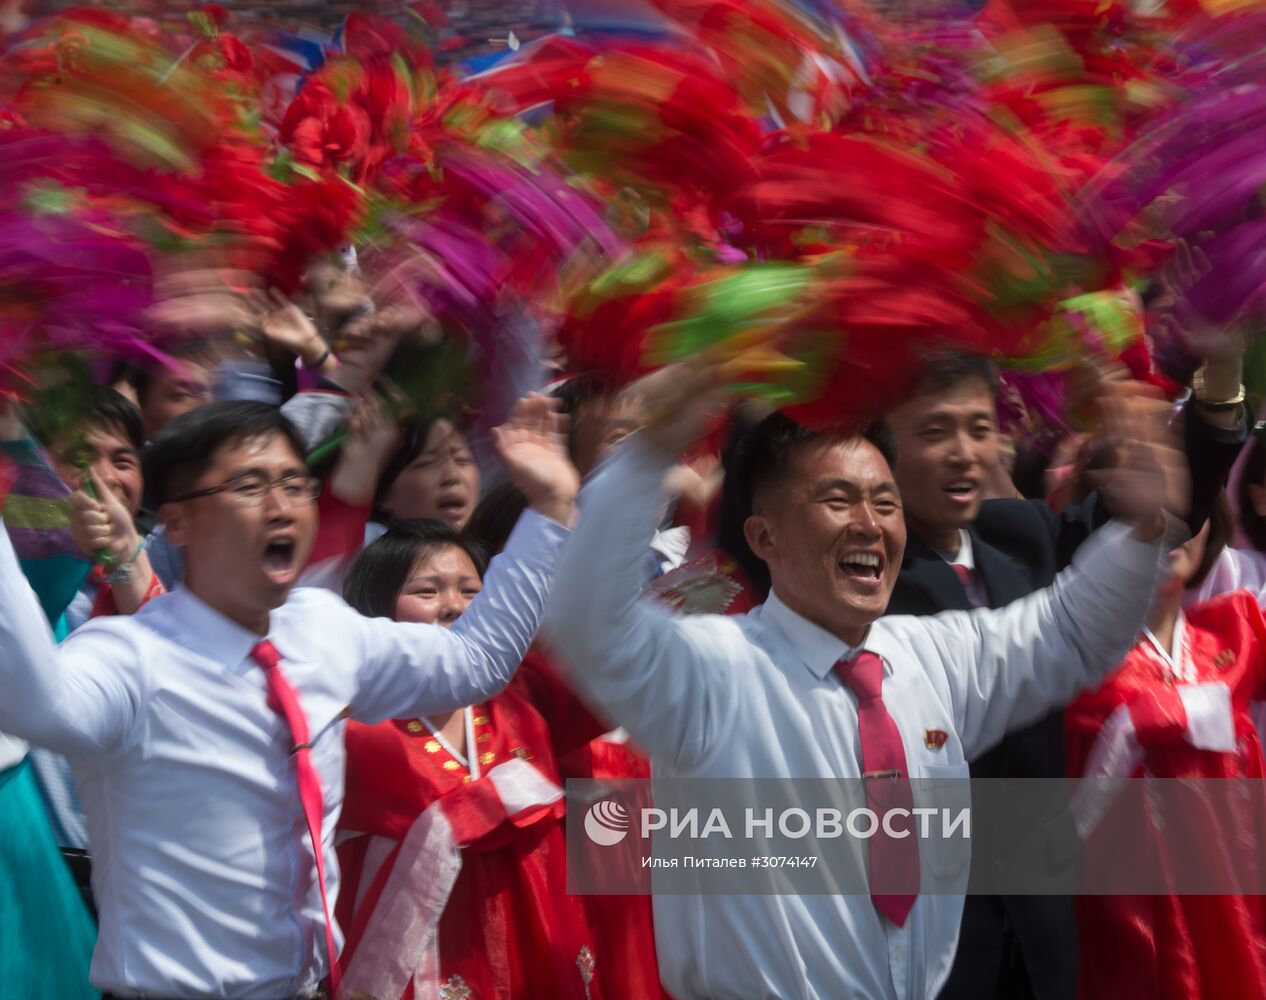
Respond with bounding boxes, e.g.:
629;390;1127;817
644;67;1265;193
924;729;948;751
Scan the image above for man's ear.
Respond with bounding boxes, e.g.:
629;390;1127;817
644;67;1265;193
1249;483;1266;519
159;502;190;548
743;513;775;563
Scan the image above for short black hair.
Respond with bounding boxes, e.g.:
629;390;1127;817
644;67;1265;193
372;410;467;520
551;373;621;465
913;348;1000;401
463;482;528;558
25;383;144;454
733;411;898;514
131;341;222;408
143;401;308;505
1239;423;1266;553
343;518;487;620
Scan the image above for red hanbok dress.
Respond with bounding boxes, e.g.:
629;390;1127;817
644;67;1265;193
337;652;659;1000
1065;591;1266;1000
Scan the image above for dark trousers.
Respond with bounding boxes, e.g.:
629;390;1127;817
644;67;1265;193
60;847;96;920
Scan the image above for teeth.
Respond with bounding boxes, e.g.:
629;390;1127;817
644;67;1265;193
841;553;880;568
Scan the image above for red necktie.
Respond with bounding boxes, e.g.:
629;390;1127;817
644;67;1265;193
250;640;342;996
836;651;919;926
950;563;981;608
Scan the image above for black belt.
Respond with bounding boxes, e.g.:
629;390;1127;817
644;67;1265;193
60;847;97;921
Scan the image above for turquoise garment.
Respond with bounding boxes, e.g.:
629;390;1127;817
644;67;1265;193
20;556;90;629
2;431;98;992
0;759;99;999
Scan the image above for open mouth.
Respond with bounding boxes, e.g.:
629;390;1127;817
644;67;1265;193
944;479;978;503
436;498;467;518
838;552;883;581
261;537;297;584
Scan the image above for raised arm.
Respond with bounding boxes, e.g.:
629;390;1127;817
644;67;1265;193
347;506;572;720
351;394;580;719
545;363;743;770
0;516;144;754
928;387;1189;759
545;435;741;769
922;519;1172;760
1018;367;1246;570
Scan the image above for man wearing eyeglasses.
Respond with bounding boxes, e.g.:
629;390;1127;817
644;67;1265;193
0;397;580;1000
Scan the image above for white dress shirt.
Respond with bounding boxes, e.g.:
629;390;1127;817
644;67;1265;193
546;436;1167;1000
0;509;567;1000
936;529;988;608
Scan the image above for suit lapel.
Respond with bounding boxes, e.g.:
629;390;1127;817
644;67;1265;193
897;535;973;613
968;527;1033;608
895;529;1035;613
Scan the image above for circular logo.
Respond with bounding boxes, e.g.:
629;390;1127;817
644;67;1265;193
584;798;630;846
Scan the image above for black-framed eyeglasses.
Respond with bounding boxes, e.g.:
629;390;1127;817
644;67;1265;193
168;473;322;507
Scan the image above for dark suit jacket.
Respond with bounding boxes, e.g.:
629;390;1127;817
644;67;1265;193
888;401;1248;1000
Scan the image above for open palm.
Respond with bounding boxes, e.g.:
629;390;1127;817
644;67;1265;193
493;395;580;519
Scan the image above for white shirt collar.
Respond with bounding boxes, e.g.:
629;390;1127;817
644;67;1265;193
761;588;881;681
936;528;974;570
162;587;272;675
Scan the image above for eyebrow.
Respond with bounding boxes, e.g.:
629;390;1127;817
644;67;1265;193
418;442;472;458
917;409;995;425
225;465;307;480
813;478;900;495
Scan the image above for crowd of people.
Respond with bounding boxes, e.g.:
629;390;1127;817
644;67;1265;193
3;1;1266;999
1;252;1265;1000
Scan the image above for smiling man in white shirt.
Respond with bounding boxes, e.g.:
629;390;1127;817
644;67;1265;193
545;363;1189;1000
0;394;578;1000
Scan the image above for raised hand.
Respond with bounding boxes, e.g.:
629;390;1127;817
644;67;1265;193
331;394;402;507
145;266;260;340
71;468;140;564
620;359;731;457
1084;380;1190;541
492;394;579;527
1153;237;1248;373
70;468;158;613
306;259;373;331
323;305;416;398
664;451;723;510
249;288;333;372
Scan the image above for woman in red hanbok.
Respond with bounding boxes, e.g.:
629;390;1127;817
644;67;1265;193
335;519;663;1000
1066;510;1266;999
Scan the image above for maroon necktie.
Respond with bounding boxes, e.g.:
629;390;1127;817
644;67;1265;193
950;563;982;609
250;640;342;996
836;651;919;926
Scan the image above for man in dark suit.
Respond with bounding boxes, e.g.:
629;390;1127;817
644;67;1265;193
882;349;1247;1000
